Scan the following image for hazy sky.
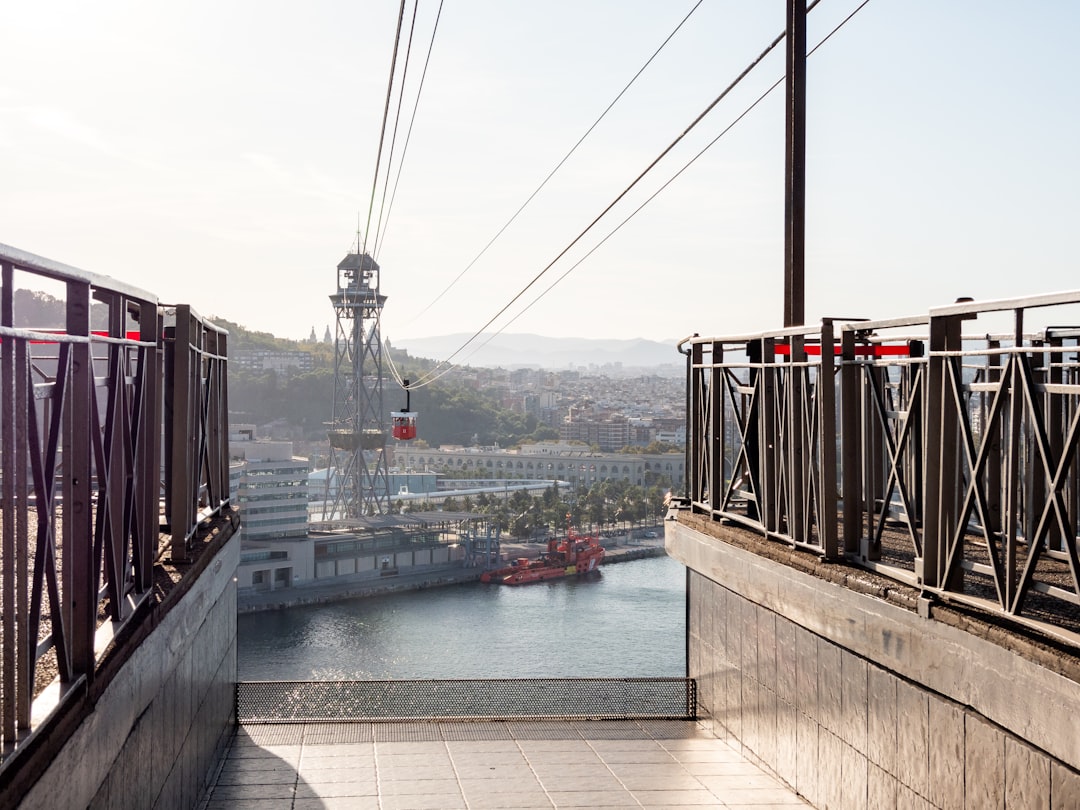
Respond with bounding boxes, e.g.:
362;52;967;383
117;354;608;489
3;1;1079;346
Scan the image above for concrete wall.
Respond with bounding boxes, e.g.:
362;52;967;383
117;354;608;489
668;520;1080;810
17;532;238;810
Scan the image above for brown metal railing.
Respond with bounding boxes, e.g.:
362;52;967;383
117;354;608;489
163;304;230;560
681;321;841;558
685;291;1080;644
0;243;230;757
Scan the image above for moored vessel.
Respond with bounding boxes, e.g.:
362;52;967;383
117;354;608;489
481;528;605;585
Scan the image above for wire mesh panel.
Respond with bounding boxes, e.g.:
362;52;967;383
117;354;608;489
236;678;696;723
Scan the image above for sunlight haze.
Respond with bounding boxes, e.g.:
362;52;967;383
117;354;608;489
3;1;1078;347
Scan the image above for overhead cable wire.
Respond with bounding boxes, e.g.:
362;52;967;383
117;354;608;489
375;0;447;262
409;0;880;387
361;0;409;259
405;2;813;388
371;0;422;261
461;0;873;367
381;310;407;388
402;0;707;327
468;0;872;359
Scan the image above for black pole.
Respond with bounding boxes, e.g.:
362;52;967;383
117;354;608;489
784;0;807;327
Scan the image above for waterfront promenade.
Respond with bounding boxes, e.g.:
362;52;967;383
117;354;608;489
199;718;807;809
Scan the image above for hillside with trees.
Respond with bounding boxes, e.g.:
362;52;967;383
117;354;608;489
218;318;559;448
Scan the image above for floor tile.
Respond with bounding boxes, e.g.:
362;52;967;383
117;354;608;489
201;720;806;809
295;781;379;798
630;788;723;806
546;789;638;807
293;798;380;810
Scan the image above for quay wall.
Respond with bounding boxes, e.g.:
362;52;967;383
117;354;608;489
667;518;1080;809
15;530;238;810
238;542;667;613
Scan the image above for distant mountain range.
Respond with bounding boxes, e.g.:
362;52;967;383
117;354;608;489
394;333;683;371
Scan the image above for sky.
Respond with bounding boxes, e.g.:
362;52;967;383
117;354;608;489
3;1;1079;347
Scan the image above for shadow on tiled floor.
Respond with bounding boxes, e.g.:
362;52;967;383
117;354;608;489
199;720;808;809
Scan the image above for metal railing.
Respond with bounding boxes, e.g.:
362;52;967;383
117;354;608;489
237;678;698;722
0;243;230;757
163;304;230;560
681;322;841;557
684;291;1080;643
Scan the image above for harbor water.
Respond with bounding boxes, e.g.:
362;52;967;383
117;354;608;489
238;554;686;680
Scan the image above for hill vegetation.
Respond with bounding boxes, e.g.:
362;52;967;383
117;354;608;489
215;317;560;448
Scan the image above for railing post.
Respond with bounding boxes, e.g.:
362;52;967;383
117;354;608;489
1044;332;1064;554
709;341;724;516
135;300;162;592
819;320;839;559
100;292;125;620
840;327;861;556
64;279;95;680
906;340;926;538
168;307;194;562
1003;309;1025;610
788;333;806;547
687;339;703;507
923;312;963;591
210;326;230;509
746;339;762;523
681;337;696;504
2;260;16;739
760;337;778;535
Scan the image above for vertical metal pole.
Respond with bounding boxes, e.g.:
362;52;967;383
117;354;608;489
709;340;724;516
819;320;840;559
217;328;230;509
784;0;807;328
65;279;94;679
2;261;15;741
788;334;806;545
921;316;947;589
1004;309;1025;610
14;298;29;726
761;338;778;534
840;327;861;555
746;340;762;522
136;300;160;592
170;307;193;562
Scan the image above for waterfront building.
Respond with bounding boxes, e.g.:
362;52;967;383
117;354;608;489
232;432;310;540
391;441;684;489
233;347;315;374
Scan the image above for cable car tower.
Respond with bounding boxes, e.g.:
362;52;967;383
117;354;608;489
322;251;391;520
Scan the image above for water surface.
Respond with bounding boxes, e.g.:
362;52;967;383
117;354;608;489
238;555;686;680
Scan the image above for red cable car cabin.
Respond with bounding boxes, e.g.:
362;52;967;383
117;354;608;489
391;411;417;441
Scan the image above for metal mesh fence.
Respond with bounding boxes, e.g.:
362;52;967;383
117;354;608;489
236;678;696;723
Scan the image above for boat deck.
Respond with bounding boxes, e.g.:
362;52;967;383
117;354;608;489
199;718;807;809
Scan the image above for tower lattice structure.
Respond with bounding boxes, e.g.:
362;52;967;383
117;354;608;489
322;252;391;520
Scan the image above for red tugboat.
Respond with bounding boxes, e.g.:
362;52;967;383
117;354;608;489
481;528;605;585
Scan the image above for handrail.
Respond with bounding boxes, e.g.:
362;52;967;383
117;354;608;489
683;291;1080;644
0;244;230;760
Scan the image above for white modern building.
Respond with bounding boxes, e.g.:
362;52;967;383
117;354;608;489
232;433;310;541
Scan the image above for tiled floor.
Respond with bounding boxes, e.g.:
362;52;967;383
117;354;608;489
199;720;808;809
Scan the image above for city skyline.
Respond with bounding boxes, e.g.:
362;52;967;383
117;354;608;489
4;2;1079;349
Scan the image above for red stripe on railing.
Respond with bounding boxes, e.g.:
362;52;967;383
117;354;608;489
773;343;914;357
13;329;148;343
